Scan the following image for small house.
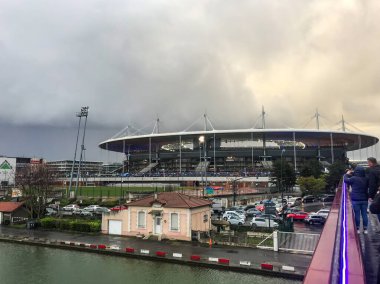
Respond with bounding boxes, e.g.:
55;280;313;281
102;192;212;241
0;202;29;225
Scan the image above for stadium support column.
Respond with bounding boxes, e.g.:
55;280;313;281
213;133;216;173
179;135;182;174
149;137;152;167
358;135;362;161
251;132;254;170
262;132;267;161
293;132;297;172
330;133;334;164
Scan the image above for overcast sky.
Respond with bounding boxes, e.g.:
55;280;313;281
0;0;379;162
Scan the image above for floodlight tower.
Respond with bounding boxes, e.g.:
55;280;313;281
75;106;89;196
68;107;85;196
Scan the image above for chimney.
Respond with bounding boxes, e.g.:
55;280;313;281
154;193;158;200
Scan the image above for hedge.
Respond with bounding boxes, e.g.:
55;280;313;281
40;217;101;232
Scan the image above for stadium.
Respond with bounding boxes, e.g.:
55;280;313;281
98;119;379;176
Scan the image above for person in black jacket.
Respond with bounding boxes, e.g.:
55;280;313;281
367;157;380;199
344;166;369;234
367;157;380;221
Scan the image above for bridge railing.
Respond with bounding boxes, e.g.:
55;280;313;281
303;181;366;284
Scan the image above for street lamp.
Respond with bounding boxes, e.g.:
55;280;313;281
199;136;206;197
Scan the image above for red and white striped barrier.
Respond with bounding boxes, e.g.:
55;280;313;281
98;244;106;249
261;263;274;270
125;247;135;253
282;265;295;272
156;251;166;257
190;255;201;261
218;258;230;265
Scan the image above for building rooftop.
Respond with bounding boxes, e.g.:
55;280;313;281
127;192;212;209
0;202;24;212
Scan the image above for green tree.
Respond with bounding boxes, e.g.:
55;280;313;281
271;160;297;192
16;164;55;219
325;160;346;192
298;176;327;196
300;159;323;178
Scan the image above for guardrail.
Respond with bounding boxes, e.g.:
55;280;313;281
303;181;366;284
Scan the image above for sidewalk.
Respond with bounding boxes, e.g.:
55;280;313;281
361;213;380;283
0;225;311;275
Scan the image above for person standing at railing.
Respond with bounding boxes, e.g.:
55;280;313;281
344;166;369;234
367;157;380;221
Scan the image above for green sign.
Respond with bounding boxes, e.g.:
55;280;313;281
0;160;12;170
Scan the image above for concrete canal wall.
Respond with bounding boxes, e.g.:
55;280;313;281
0;233;303;280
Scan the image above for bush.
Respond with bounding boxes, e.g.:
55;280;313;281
40;217;56;229
39;217;101;233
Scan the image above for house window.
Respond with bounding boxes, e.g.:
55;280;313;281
170;213;179;231
137;211;146;228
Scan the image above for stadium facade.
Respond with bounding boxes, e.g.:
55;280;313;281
99;128;379;175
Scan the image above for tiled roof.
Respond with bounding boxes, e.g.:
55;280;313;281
0;202;24;212
127;192;212;209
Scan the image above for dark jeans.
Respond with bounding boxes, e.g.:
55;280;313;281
352;200;368;229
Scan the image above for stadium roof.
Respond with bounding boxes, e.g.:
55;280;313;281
99;128;378;153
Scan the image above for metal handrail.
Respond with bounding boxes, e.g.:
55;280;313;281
303;179;366;284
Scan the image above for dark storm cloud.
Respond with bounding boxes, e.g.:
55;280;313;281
0;0;379;160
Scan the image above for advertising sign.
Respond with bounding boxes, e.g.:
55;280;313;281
0;157;16;185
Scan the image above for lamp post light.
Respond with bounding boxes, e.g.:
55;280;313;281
199;136;206;197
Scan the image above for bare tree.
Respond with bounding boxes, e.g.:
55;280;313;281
16;164;55;219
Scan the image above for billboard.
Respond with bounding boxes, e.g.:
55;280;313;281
0;157;16;185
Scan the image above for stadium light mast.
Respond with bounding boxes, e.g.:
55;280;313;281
261;105;266;129
68;108;85;197
74;106;89;196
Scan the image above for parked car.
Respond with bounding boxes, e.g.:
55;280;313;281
110;205;128;211
223;211;245;221
287;211;309;220
250;217;279;229
321;195;335;203
83;205;102;212
94;207;111;215
246;208;262;217
261;214;281;222
288;197;302;207
226;215;245;226
45;207;57;216
62;204;79;211
244;204;258;211
279;207;301;217
302;195;316;203
72;208;93;217
305;215;326;225
315;209;330;218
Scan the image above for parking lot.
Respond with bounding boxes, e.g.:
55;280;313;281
211;199;332;234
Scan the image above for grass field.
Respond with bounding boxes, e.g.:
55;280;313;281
63;185;195;198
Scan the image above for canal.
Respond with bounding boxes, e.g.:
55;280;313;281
0;242;300;284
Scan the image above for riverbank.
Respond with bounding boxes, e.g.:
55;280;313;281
0;226;310;280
